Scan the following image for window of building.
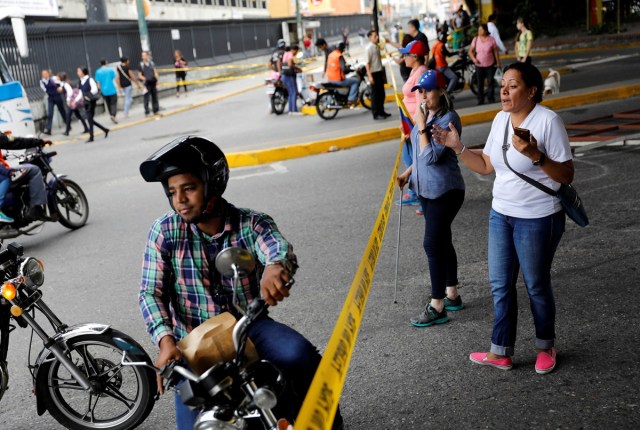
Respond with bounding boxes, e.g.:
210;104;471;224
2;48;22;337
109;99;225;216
204;0;212;5
190;0;200;4
261;1;267;9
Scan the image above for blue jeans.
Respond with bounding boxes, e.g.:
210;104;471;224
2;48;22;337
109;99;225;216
402;139;416;198
0;174;10;208
488;209;565;356
419;189;465;299
123;86;133;116
328;77;359;102
282;74;298;113
174;316;342;429
437;67;458;94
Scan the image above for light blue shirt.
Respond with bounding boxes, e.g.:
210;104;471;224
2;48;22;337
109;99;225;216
410;109;465;199
95;66;118;96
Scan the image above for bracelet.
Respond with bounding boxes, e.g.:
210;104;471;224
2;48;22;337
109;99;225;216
455;145;467;155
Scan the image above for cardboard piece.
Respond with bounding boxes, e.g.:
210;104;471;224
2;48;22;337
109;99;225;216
177;312;259;375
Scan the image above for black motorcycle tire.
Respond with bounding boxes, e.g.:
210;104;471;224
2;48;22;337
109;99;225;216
36;331;156;430
316;92;339;120
271;88;287;115
359;86;372;110
55;178;89;230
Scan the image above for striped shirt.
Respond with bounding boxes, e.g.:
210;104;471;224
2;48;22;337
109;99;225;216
139;200;296;345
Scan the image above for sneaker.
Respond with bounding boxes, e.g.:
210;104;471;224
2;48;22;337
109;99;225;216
416;209;423;216
444;295;464;311
535;348;556;374
400;193;420;206
410;304;448;327
469;352;513;370
0;211;14;223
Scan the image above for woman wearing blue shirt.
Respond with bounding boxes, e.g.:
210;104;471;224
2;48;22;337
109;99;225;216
397;69;466;327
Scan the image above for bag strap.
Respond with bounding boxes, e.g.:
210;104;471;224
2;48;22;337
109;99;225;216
501;118;558;197
117;64;132;83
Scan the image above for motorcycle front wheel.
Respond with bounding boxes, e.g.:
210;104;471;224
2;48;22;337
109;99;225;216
36;331;156;430
359;86;372;110
271;88;287;115
55;178;89;229
316;92;339;120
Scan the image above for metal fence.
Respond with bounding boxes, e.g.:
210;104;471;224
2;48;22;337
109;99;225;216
0;14;372;101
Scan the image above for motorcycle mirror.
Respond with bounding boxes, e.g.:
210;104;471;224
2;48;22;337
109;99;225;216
214;247;256;278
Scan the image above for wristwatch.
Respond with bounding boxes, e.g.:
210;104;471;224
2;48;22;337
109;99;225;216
532;152;546;166
419;128;429;135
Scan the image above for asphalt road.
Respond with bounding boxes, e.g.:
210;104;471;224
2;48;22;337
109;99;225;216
1;76;639;429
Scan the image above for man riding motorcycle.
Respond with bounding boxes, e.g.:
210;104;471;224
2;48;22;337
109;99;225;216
0;133;53;222
269;39;286;73
326;42;360;107
138;136;344;429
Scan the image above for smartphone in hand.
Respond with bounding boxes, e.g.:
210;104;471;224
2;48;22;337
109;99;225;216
514;127;531;142
420;102;427;116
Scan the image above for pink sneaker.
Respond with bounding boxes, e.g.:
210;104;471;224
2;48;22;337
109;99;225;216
469;352;513;370
535;348;557;374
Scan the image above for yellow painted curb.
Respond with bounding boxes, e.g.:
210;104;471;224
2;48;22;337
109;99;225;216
227;127;400;168
227;82;640;168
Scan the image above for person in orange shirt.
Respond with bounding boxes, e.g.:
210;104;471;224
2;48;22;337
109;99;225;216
430;34;458;96
326;42;359;106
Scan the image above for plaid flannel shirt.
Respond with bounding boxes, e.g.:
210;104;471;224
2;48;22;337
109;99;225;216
139;200;297;345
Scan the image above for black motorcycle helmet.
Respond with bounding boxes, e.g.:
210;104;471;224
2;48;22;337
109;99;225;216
140;136;229;215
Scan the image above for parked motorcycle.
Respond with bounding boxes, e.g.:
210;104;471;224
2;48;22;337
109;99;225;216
0;146;89;239
122;247;291;430
448;48;478;95
0;241;157;429
311;62;372;120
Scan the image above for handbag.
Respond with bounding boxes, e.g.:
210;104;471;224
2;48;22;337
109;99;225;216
501;120;589;227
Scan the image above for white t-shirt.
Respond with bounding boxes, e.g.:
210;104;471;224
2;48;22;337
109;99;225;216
483;105;572;218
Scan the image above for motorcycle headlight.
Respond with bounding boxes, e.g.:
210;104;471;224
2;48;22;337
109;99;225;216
20;257;45;288
253;387;277;410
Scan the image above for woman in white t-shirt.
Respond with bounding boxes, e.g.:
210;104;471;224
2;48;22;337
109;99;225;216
431;62;574;375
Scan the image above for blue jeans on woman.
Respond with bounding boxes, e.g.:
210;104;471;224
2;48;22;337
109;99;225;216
282;74;298;113
488;209;565;357
419;189;465;299
174;316;343;429
0;174;11;208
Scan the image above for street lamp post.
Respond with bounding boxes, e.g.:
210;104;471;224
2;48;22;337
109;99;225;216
135;0;151;53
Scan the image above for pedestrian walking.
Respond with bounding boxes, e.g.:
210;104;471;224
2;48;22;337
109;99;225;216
39;69;67;135
58;72;89;136
138;51;160;116
174;50;188;98
398;41;428;212
365;30;391;121
342;27;350;52
397;69;465;327
95;59;119;123
468;24;501;105
116;56;143;118
432;62;573;374
515;17;534;64
281;45;302;115
77;66;109;143
487;14;508;54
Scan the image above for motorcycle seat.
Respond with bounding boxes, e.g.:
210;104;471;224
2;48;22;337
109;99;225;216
321;82;350;89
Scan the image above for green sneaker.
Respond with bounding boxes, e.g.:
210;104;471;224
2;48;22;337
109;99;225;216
0;211;14;224
410;304;448;327
444;295;464;311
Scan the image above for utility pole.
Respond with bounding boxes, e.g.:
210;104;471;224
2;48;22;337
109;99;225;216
372;0;379;34
295;0;303;44
135;0;151;53
85;0;109;24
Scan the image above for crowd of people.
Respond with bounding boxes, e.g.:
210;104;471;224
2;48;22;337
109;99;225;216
38;49;195;141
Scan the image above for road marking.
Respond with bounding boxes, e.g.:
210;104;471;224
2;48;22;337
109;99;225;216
230;162;288;180
570;53;640;69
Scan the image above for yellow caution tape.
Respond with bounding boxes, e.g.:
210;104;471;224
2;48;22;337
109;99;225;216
296;44;406;429
294;138;402;430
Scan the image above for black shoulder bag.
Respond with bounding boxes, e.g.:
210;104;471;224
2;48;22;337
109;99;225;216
501;120;589;227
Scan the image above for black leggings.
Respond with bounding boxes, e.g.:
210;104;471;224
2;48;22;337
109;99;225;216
419;189;465;299
176;72;188;93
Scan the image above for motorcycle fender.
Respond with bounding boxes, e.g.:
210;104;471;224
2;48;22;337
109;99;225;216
33;323;110;416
